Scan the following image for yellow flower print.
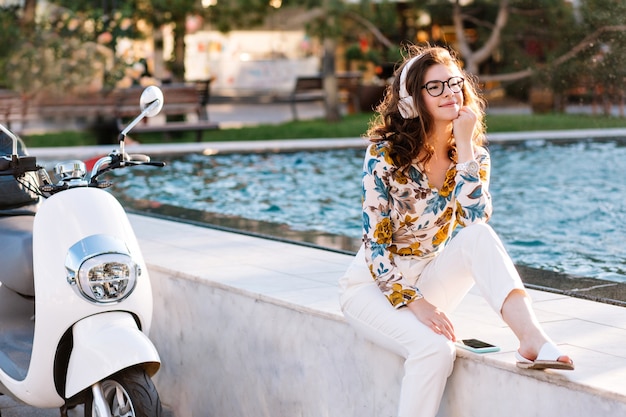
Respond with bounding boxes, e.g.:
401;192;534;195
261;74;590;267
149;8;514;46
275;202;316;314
395;242;422;256
373;218;393;244
455;201;467;227
388;283;417;307
371;144;395;165
393;169;408;184
435;207;453;227
388;292;403;307
439;170;456;197
399;214;419;229
432;223;450;246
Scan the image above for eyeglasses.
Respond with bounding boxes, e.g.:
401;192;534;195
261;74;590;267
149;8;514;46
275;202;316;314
421;77;465;97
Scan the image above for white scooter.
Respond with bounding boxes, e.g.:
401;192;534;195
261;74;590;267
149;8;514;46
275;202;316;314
0;86;166;416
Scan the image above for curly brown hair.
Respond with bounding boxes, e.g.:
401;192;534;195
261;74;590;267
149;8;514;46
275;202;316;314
367;44;487;169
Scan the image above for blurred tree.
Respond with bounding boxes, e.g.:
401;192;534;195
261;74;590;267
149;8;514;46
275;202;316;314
5;0;624;114
51;0;146;52
434;0;623;112
575;0;626;115
0;6;22;88
146;0;274;81
0;0;154;99
143;0;202;82
487;0;583;106
294;0;404;120
21;0;37;32
453;0;510;75
5;32;111;98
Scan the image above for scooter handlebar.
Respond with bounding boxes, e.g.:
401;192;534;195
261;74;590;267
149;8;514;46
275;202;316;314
0;157;10;172
139;161;166;167
125;154;165;168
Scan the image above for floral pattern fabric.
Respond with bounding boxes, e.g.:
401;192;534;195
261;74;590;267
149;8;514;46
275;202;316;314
361;141;493;308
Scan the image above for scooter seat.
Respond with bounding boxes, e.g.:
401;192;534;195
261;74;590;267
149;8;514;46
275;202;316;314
0;214;35;296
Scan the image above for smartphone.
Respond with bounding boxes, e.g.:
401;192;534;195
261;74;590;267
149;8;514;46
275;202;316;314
456;338;500;354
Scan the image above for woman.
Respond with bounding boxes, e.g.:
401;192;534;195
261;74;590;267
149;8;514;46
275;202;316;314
338;45;574;417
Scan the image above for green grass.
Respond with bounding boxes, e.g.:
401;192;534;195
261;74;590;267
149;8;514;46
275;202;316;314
21;111;626;148
485;113;626;132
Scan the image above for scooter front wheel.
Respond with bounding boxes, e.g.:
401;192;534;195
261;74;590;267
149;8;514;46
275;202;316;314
84;366;162;417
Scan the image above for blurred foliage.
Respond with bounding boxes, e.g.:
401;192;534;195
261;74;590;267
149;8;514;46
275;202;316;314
6;34;107;98
433;0;626;103
578;0;626;100
498;0;582;98
345;44;382;66
147;0;284;79
0;6;22;89
1;1;144;96
306;0;400;51
199;0;277;32
2;0;626;110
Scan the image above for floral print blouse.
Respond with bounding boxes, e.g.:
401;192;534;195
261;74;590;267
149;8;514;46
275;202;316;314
361;141;493;308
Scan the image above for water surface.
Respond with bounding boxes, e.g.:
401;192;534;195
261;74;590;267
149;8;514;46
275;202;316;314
108;140;626;283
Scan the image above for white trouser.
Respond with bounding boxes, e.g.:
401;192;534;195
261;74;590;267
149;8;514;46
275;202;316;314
339;223;525;417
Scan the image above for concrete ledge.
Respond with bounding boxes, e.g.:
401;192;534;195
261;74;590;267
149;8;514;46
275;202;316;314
443;358;626;416
148;265;403;417
132;215;626;417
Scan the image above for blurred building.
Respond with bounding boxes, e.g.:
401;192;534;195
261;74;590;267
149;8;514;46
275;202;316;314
183;29;320;97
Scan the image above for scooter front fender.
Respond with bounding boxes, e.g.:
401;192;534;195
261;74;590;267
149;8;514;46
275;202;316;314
65;312;160;398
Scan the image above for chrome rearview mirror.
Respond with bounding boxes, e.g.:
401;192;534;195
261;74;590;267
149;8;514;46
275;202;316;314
140;86;164;117
119;86;164;150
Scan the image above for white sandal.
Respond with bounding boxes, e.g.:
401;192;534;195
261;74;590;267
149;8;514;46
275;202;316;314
515;342;574;370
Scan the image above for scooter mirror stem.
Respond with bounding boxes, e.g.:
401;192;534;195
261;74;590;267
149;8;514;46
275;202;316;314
0;123;19;156
119;99;160;139
118;133;126;160
118;98;160;160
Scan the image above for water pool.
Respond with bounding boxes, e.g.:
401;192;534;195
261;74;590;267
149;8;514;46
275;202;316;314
108;140;626;283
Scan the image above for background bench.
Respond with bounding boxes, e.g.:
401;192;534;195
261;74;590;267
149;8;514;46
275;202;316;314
0;90;35;135
289;73;362;120
115;83;218;142
1;81;217;142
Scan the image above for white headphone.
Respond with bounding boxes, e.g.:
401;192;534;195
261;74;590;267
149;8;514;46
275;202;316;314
398;54;424;119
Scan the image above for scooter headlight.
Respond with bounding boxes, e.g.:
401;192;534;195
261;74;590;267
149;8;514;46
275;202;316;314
66;235;141;304
76;253;138;302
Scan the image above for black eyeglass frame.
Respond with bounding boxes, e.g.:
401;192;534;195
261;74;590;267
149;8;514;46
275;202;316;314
421;76;465;97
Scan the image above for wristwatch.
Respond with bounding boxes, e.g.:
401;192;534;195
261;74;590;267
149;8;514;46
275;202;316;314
456;160;480;177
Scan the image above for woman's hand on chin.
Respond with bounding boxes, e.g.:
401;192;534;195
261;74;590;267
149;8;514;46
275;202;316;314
453;106;478;158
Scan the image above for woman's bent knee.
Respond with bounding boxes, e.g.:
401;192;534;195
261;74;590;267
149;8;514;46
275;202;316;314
404;336;456;374
455;222;494;240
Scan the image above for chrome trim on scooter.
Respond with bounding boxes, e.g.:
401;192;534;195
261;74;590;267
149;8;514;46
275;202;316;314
65;234;140;304
54;160;87;182
91;382;113;417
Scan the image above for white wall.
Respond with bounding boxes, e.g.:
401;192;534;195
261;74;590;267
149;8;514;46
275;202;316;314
184;30;320;95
